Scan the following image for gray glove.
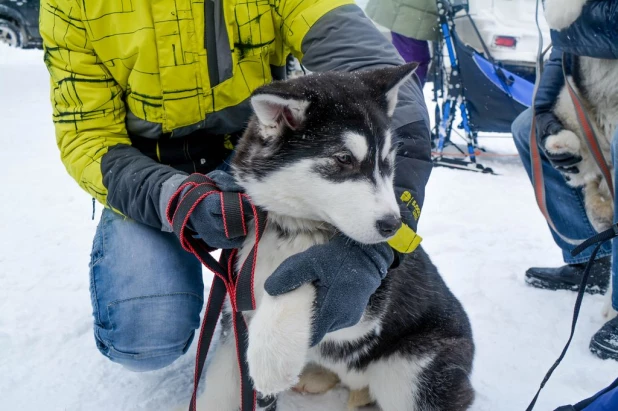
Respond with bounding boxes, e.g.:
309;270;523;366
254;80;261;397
169;170;254;249
264;236;394;346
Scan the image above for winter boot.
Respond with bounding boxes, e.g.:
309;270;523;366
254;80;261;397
590;316;618;361
525;256;610;295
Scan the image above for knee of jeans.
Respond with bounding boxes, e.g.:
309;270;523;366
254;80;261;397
95;292;203;372
511;109;534;151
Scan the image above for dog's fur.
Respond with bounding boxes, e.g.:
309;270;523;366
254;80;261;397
197;64;475;411
547;56;618;233
543;0;618;319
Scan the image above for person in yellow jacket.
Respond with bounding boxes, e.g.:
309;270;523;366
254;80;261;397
41;0;431;372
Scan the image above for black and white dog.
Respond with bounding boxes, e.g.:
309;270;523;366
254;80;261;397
198;64;475;411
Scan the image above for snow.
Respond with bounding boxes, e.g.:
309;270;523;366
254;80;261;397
1;43;616;411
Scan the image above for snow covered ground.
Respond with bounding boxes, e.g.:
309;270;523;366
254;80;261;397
1;43;617;411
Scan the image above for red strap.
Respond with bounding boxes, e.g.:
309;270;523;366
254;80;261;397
530;116;583;245
167;176;267;411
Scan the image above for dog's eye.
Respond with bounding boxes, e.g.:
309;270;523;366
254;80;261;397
335;153;352;165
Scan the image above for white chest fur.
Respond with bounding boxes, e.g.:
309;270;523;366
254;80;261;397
234;214;330;395
235;214;330;312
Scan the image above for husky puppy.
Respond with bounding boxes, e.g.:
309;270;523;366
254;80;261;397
543;0;618;318
197;64;475;411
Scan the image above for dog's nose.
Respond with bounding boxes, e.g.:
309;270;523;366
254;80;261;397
376;215;402;237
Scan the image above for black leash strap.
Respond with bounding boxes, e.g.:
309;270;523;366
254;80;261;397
166;175;268;411
190;273;227;410
526;223;618;411
235;207;267;311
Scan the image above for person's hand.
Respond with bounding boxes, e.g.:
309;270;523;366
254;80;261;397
168;170;254;249
264;235;394;346
537;113;582;174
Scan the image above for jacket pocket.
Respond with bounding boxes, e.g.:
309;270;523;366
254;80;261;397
233;1;276;59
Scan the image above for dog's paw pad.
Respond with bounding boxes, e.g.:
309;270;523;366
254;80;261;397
544;129;581;155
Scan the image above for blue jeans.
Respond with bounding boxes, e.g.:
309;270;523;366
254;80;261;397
512;108;617;310
89;209;204;371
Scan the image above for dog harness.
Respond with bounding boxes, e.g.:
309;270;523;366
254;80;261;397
166;174;268;411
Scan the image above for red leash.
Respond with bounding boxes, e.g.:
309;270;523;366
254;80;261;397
166;174;267;411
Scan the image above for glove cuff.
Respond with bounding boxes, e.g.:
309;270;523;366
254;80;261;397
160;174;191;232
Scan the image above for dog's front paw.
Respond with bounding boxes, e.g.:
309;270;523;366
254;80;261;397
247;290;313;395
544;129;582;158
544;0;587;30
247;321;308;395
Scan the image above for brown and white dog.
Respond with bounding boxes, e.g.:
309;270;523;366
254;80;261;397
543;0;618;318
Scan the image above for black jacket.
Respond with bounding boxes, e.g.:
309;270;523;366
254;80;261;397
535;0;618;138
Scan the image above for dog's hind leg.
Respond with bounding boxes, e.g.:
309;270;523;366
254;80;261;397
412;341;475;411
369;341;474;411
292;363;340;394
196;320;241;411
367;354;435;411
347;387;374;410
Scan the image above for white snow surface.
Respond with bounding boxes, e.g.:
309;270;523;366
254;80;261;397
1;44;617;411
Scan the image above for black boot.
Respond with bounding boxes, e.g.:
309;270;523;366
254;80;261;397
525;256;610;295
590;316;618;361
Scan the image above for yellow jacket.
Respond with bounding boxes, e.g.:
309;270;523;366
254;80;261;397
41;0;429;254
41;0;352;204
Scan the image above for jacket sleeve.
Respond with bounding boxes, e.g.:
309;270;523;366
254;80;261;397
295;4;430;253
551;0;618;59
533;49;566;139
41;0;185;229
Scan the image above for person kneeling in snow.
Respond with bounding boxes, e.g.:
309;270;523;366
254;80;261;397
39;0;431;371
512;0;618;361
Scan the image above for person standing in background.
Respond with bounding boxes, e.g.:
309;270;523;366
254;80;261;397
365;0;439;85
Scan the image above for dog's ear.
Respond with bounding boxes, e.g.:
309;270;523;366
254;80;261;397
250;92;310;139
359;62;418;117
